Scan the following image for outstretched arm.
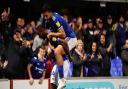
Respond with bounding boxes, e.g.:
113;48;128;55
27;64;34;85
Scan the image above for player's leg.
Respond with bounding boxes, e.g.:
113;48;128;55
57;37;77;78
50;65;58;89
58;38;73;62
54;45;65;76
63;59;70;78
54;45;66;89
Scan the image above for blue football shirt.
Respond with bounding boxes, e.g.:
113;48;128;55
29;57;47;78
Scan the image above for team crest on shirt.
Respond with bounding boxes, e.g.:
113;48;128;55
56;21;60;27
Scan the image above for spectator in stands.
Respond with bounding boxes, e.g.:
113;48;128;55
4;30;32;79
73;16;83;40
95;17;101;27
13;18;26;39
84;19;94;52
0;33;4;53
86;42;101;77
0;57;3;78
0;29;6;78
98;34;113;76
114;16;126;57
27;45;47;85
15;18;25;30
0;8;12;47
94;19;107;43
105;15;114;43
72;40;86;77
125;21;128;39
23;24;35;46
82;22;88;51
105;15;113;31
30;21;36;29
32;28;46;52
121;39;128;76
0;54;8;78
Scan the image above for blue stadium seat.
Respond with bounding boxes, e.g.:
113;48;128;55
110;56;123;77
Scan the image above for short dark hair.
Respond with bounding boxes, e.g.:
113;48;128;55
37;45;46;53
13;29;21;34
41;4;52;13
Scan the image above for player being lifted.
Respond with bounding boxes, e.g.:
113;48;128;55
40;4;77;89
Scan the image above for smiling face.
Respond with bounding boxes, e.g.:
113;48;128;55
38;48;46;57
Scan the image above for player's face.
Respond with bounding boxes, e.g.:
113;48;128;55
42;11;52;20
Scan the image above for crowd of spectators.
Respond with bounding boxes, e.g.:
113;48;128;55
0;7;128;79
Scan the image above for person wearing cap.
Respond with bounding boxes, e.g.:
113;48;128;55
105;15;114;43
94;19;107;44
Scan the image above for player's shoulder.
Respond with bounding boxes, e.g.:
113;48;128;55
53;12;60;17
52;12;62;21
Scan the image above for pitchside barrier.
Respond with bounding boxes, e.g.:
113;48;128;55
0;79;50;89
0;77;128;89
0;79;10;89
65;77;128;89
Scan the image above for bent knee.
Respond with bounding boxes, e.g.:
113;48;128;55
54;45;64;54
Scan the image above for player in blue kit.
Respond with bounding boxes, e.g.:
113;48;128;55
40;4;77;56
27;46;47;85
40;4;77;89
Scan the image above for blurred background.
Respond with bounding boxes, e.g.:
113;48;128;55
1;0;128;23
